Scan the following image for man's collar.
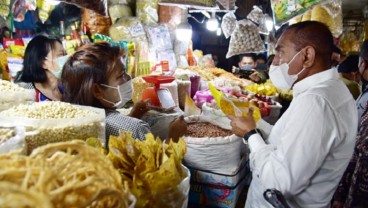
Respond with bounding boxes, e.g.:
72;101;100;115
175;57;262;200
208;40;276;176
292;68;339;97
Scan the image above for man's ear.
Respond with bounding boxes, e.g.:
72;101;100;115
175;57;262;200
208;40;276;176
303;46;316;68
92;83;104;100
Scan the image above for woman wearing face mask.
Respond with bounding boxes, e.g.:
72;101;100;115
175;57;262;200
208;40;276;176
62;42;187;143
16;35;68;101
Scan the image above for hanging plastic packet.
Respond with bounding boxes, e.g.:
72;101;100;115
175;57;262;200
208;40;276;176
247;5;263;24
0;0;10;18
108;3;133;24
209;83;261;121
109;17;147;42
37;0;54;23
312;0;342;38
226;19;265;59
271;0;328;26
221;11;236;39
136;0;159;25
217;0;235;10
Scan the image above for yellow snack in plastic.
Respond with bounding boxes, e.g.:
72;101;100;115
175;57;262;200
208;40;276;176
209;83;261;121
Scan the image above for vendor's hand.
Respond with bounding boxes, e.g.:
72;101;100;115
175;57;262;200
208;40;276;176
129;99;150;119
331;201;344;208
167;116;187;143
228;108;257;137
232;66;238;73
249;71;261;82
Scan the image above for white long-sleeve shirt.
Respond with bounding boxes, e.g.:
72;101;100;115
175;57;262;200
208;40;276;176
245;68;358;208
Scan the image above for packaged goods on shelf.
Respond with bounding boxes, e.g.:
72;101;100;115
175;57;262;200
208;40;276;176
0;80;35;112
0;101;105;154
0;140;134;207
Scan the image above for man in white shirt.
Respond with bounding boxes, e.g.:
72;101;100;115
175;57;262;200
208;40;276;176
229;21;358;208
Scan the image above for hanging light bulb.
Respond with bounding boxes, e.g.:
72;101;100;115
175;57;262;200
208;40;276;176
176;22;192;42
206;12;218;32
176;11;192;42
265;15;274;32
216;28;221;36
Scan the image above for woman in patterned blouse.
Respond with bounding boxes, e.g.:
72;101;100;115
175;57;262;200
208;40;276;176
61;42;186;144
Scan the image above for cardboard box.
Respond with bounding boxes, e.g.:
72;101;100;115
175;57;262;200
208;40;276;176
187;158;251;208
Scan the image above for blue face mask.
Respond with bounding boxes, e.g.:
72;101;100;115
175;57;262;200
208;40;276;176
49;55;69;79
239;64;253;71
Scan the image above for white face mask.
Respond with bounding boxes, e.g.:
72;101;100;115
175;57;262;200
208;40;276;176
101;79;133;108
269;50;307;90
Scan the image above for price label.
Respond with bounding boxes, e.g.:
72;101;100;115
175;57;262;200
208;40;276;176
128;25;145;37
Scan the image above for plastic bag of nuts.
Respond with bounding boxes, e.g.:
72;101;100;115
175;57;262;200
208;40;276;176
247;6;264;24
0;102;106;154
221;11;237;39
226;19;266;59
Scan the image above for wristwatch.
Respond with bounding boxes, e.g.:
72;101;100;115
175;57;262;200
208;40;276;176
243;129;261;143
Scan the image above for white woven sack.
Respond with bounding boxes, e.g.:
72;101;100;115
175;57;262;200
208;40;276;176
183;115;248;175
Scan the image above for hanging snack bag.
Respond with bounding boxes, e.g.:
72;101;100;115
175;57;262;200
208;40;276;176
226;19;265;59
109;17;147;42
108;3;133;24
221;11;236;39
247;5;264;24
145;24;173;51
0;0;10;18
136;0;159;25
271;0;328;26
37;0;54;23
312;0;342;38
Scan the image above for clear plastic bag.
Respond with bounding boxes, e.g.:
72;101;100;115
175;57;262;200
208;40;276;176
108;4;133;24
247;5;263;24
0;0;10;18
0;80;35;112
271;0;328;26
109;17;148;42
314;0;343;37
145;24;173;51
0;104;106;154
226;19;265;59
82;8;111;36
216;0;235;10
136;0;159;25
0;124;25;154
221;11;236;39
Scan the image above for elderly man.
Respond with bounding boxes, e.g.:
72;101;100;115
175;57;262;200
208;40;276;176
230;21;358;207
